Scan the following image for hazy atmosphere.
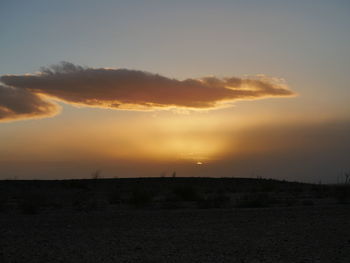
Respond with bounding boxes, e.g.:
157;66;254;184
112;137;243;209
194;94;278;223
1;0;350;182
1;2;350;263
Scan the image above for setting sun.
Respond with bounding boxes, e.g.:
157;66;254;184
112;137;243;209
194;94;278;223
1;2;349;262
0;0;349;183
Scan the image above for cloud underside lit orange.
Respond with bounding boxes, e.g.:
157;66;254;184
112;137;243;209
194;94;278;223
0;85;60;122
0;62;295;122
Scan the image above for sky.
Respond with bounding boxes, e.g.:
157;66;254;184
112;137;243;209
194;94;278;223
0;0;349;182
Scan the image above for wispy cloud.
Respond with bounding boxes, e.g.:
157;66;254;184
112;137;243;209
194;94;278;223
0;62;295;122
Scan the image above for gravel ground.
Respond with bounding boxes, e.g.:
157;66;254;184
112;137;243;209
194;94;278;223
0;205;349;263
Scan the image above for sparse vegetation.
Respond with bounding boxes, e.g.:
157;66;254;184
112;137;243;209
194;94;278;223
64;179;89;190
108;188;122;205
197;192;230;209
128;188;154;208
334;184;350;204
235;193;273;208
171;185;201;202
0;192;6;212
19;192;45;215
302;199;314;206
0;178;348;214
72;189;100;211
91;170;101;180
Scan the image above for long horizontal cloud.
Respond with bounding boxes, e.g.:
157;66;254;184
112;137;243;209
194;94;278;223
0;85;60;122
0;62;295;121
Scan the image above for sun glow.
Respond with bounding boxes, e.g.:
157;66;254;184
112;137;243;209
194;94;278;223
100;112;234;162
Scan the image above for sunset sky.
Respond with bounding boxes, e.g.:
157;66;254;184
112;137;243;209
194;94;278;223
1;0;349;182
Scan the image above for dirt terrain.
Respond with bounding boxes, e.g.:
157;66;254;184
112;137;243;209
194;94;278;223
1;206;349;263
0;178;349;262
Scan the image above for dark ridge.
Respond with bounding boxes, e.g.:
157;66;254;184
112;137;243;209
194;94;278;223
1;177;348;214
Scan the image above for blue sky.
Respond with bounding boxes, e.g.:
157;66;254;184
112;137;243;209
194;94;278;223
1;1;349;76
1;0;349;113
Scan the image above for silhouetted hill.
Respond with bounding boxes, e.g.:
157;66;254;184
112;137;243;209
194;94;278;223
1;177;348;213
0;177;349;262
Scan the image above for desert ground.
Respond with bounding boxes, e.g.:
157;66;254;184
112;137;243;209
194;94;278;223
0;178;349;263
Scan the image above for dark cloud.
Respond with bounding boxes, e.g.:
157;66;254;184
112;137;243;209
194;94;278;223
0;85;59;122
0;62;294;121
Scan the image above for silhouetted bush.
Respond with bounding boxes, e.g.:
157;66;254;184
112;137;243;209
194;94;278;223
172;185;201;202
0;177;343;213
108;189;122;205
0;193;6;212
72;190;99;211
302;199;314;206
260;182;277;192
311;185;330;199
128;188;154;208
197;192;230;209
235;193;272;208
91;170;101;180
161;201;182;209
290;187;304;194
19;193;45;215
284;197;299;207
334;185;350;204
66;180;89;190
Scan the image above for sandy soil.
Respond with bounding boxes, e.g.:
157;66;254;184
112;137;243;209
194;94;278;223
0;205;349;263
